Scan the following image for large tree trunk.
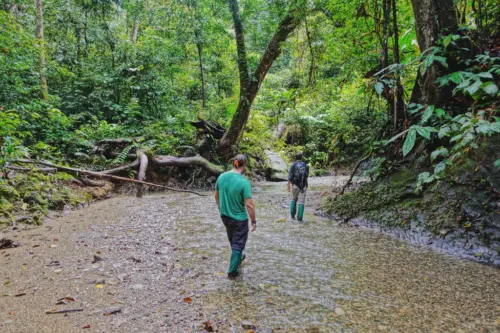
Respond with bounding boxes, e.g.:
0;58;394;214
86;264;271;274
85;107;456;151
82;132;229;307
35;0;48;100
219;1;301;156
392;0;406;132
305;18;315;86
410;0;458;106
131;19;139;43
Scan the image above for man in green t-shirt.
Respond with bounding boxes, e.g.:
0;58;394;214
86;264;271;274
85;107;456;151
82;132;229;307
215;154;257;278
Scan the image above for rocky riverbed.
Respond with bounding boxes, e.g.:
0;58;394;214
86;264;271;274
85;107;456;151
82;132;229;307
1;177;499;332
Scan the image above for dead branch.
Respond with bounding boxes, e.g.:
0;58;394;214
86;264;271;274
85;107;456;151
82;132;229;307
45;308;83;314
153;155;224;175
7;166;57;173
336;155;371;198
13;159;205;196
100;159;140;174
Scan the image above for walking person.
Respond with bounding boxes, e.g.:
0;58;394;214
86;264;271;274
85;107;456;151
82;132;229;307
287;152;309;221
215;154;257;278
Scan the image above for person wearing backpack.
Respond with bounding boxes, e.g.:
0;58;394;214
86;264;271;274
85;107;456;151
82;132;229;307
287;152;309;221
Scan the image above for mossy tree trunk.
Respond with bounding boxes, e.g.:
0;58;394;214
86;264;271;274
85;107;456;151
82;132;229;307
410;0;458;106
219;0;302;157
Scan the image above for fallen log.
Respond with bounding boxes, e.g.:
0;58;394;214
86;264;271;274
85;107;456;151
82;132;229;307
7;166;57;173
154;155;224;175
13;159;205;196
98;137;144;145
78;177;107;187
100;159;140;174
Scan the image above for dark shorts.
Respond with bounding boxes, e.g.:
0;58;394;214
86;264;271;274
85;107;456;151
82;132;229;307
221;215;249;252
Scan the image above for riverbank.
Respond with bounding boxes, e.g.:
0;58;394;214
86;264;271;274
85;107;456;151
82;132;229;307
322;168;500;267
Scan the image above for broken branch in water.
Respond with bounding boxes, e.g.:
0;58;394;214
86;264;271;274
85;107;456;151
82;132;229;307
45;308;84;314
13;159;206;196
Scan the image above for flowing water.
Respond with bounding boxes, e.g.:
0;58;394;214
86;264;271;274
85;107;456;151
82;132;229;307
1;177;499;332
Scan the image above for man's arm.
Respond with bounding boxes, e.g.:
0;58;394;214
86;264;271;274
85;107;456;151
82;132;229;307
214;190;220;210
245;198;257;232
287;163;294;192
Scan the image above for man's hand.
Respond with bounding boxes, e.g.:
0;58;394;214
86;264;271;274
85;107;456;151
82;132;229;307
251;221;257;232
287;181;291;192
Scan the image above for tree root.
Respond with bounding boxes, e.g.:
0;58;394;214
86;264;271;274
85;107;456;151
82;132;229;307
13;159;206;196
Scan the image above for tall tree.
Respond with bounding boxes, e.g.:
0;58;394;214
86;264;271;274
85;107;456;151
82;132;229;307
131;0;140;43
304;18;315;86
410;0;458;106
35;0;48;100
392;0;405;131
219;0;302;156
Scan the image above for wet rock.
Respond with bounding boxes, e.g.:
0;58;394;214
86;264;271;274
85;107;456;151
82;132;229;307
265;150;288;181
130;284;144;290
463;204;482;219
103;306;123;316
0;238;20;249
334;307;345;316
92;255;103;263
439;229;451;237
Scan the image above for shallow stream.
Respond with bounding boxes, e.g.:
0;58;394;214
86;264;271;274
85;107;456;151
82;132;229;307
1;177;499;332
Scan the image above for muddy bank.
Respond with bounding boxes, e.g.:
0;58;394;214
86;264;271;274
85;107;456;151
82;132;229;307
322;169;500;267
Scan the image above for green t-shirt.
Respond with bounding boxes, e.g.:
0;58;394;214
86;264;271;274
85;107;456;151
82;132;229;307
216;171;252;221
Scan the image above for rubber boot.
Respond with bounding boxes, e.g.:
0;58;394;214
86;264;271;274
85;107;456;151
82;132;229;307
297;204;305;221
228;249;242;278
290;200;297;219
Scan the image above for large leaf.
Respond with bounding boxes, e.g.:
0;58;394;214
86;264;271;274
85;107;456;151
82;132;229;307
421;105;434;124
374;82;384;95
434;56;448;68
449;72;462;84
456;79;471;90
431;147;448;161
415;126;436;139
438;126;451;138
477;72;493;79
482;82;498;95
434;162;447;175
466;80;482;95
402;129;417;156
443;34;453;48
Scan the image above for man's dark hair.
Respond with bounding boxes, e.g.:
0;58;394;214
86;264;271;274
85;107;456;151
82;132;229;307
233;154;247;168
295;152;303;161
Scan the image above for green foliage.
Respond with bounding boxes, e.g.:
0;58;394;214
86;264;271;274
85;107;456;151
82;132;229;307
438;51;500;100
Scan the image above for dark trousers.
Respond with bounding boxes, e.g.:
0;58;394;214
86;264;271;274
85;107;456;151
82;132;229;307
221;215;249;252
